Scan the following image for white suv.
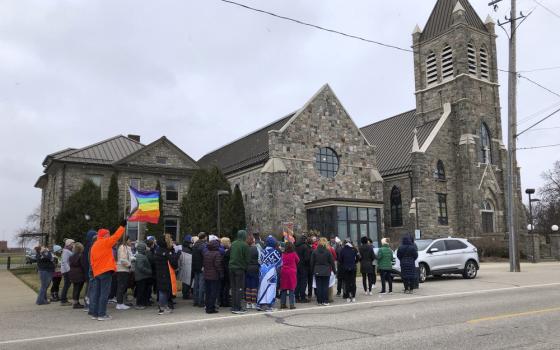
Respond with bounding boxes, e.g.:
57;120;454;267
392;238;479;283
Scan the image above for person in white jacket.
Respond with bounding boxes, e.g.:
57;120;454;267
116;237;133;310
59;239;75;305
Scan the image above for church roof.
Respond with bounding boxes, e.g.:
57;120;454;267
197;113;295;174
44;135;144;167
360;110;437;177
421;0;488;41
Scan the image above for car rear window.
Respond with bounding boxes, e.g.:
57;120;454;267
445;240;468;251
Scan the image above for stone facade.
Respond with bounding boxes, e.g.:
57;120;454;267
36;137;197;243
228;85;384;237
380;3;526;248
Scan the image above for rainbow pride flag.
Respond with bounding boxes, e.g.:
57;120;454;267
128;187;160;224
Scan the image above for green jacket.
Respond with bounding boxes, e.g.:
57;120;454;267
377;244;394;271
229;230;250;271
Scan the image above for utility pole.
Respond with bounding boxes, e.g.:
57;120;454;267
490;0;528;272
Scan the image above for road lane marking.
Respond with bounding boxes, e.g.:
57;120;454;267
2;282;560;345
467;306;560;324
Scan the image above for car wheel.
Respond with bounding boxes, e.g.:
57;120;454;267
463;261;478;279
419;264;428;283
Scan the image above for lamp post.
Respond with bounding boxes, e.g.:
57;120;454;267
217;190;230;236
525;189;540;263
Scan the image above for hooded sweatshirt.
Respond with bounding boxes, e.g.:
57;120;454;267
83;229;97;277
134;242;152;281
229;230;250;271
90;226;126;278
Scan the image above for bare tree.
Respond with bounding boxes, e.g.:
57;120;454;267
15;206;41;248
535;162;560;233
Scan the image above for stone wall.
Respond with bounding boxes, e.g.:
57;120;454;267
227;85;384;236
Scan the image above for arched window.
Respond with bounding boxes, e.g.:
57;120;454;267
426;51;438;86
467;42;477;76
316;147;339;178
436;160;446;180
480;46;489;80
480;122;492;164
441;45;454;80
390;186;403;227
481;200;494;233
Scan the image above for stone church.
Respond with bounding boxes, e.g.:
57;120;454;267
199;0;524;246
37;0;525;249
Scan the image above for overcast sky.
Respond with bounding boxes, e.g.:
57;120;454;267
1;0;558;245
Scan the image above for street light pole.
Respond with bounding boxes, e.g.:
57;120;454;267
217;190;229;236
526;189;535;263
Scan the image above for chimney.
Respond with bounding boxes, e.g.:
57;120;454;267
128;134;141;143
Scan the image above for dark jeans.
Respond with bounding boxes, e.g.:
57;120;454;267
205;279;219;312
307;269;314;297
280;289;295;306
192;272;205;306
89;272;112;318
403;278;415;291
109;273;118;299
337;267;343;295
343;270;356;299
60;272;71;302
182;283;191;300
220;277;230;307
136;279;150;306
72;282;84;302
380;270;393;293
146;278;155;303
116;272;130;304
158;291;169;309
37;270;53;305
362;272;375;292
230;269;245;311
295;269;308;300
315;275;329;304
50;276;61;297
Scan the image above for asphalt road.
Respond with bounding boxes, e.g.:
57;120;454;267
2;263;560;350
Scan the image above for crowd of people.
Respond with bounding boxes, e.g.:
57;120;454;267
34;220;420;321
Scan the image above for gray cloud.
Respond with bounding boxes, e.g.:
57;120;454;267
1;0;558;243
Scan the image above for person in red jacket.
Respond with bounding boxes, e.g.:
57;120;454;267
88;220;126;321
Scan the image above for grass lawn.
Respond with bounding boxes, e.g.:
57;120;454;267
10;267;84;297
0;255;26;265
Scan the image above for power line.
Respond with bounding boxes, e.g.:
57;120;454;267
516;106;560;137
219;0;560;101
518;74;560;99
520;126;560;132
218;0;413;53
518;65;560;73
517;100;560;125
533;0;560;19
517;143;560;150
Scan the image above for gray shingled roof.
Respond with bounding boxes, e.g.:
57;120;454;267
198;113;295;174
360;110;437;176
50;135;144;165
421;0;488;41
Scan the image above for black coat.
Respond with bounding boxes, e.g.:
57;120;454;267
310;247;336;277
68;253;87;283
203;241;224;281
246;245;260;275
338;246;357;272
397;243;418;280
358;245;376;274
154;247;179;293
295;240;311;273
191;241;206;273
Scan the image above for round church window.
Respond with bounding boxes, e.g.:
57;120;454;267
316;147;339;178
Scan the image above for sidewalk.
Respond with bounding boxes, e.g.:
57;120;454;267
0;271;38;313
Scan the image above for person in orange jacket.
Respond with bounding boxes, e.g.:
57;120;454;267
88;220;126;321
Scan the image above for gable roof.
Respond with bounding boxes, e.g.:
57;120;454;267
115;136;198;168
45;135;144;168
421;0;488;41
360;110;437;176
197;112;295;174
